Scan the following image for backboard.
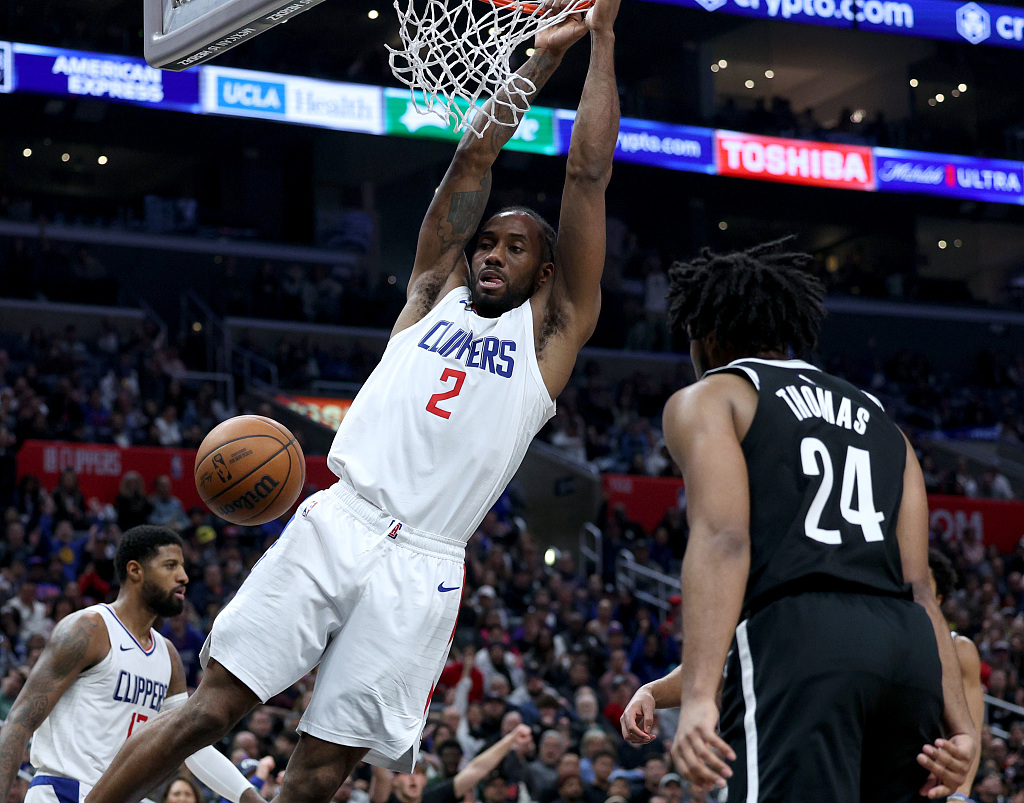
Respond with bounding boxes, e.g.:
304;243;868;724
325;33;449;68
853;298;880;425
143;0;328;70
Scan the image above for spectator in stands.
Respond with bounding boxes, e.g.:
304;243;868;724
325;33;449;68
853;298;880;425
583;749;617;803
3;581;48;639
527;731;567;801
188;562;233;626
598;651;640;702
0;666;27;720
160;778;202;803
161;608;207;688
148;475;188;531
51;467;87;530
155;405;183;447
980;466;1015;500
552;767;587;803
115;471;153;531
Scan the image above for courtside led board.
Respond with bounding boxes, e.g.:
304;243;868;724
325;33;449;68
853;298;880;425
143;0;328;70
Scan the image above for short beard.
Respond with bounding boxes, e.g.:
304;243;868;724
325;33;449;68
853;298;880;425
470;281;534;318
142;579;185;618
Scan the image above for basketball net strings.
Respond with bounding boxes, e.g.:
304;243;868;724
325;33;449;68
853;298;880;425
388;0;589;136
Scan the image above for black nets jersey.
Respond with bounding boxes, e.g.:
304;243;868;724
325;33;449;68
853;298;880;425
705;358;911;617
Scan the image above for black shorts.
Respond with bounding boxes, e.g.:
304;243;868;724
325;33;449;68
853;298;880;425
719;591;944;803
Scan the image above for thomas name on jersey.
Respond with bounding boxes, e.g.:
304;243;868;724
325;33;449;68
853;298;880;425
112;669;168;711
418;321;516;378
775;382;871;434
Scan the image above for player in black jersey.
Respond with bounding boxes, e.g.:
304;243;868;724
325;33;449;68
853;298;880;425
618;241;975;802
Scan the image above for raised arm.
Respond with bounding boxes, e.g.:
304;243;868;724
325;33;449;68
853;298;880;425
895;435;976;799
542;0;620;357
0;611;108;803
393;22;588;337
451;724;533;798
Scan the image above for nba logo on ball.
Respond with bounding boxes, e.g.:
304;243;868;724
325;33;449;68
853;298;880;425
195;415;306;525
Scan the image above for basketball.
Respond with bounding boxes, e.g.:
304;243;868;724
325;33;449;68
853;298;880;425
194;415;306;525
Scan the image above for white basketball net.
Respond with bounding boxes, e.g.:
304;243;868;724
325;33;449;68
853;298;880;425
388;0;590;136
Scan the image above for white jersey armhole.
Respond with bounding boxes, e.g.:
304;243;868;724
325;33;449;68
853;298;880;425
525;297;555;408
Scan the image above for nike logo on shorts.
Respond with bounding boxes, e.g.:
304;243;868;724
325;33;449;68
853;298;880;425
437;583;461;593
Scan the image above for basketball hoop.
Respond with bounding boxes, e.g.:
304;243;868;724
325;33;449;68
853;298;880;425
388;0;590;136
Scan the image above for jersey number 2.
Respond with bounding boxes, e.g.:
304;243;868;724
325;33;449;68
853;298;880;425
426;369;466;420
800;437;885;545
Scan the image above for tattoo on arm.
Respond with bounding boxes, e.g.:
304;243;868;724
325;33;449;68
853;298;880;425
436;172;492;253
0;616;98;799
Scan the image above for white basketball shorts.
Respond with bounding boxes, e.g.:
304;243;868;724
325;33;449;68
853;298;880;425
199;481;465;771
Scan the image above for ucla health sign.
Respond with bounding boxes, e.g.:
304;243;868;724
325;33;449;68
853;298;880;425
641;0;1024;50
202;66;384;133
10;43;199;110
875;148;1024;203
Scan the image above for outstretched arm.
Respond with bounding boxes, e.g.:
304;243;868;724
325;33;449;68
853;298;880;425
0;612;107;803
452;724;533;798
394;21;588;337
540;0;620;377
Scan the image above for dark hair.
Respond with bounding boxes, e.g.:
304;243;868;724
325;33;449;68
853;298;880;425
593;749;617;763
928;548;957;601
160;777;202;803
666;238;825;356
114;525;183;583
494;206;556;264
437;739;463;755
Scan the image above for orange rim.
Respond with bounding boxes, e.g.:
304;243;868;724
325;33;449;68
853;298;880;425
476;0;592;14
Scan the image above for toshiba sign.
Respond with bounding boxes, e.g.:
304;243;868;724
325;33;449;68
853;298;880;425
715;131;875;191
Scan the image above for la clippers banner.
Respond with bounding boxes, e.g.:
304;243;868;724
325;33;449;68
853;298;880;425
874;147;1024;204
636;0;1024;51
603;475;1024;552
16;441;338;524
11;42;200;111
716;130;875;191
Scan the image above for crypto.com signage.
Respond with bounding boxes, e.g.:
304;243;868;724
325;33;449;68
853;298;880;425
643;0;1024;50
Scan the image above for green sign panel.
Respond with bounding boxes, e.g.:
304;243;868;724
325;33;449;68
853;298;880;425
383;89;557;155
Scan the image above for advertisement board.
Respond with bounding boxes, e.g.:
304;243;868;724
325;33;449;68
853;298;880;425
0;42;12;94
640;0;1024;51
202;65;384;133
383;88;558;155
11;42;200;111
557;112;716;174
875;147;1024;204
272;394;353;431
716;130;875;190
16;440;338;523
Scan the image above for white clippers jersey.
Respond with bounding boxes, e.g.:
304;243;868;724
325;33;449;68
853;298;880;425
30;604;171;787
328;286;556;543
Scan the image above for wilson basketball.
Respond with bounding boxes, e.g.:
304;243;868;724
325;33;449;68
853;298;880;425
194;415;306;525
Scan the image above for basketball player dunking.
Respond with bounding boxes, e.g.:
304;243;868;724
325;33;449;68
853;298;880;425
0;526;262;803
618;241;976;802
86;2;620;803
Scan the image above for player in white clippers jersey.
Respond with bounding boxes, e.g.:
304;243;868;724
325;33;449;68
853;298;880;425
87;2;622;803
0;526;263;803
